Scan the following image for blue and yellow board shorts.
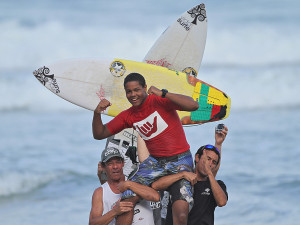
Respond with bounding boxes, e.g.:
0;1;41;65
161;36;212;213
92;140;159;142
123;150;194;208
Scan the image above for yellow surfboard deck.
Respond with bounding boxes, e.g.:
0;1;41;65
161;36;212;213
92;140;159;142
34;58;230;125
108;59;231;125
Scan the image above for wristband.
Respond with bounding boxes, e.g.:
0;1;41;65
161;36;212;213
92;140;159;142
161;89;168;98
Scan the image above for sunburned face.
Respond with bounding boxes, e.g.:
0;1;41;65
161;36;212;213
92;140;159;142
104;157;124;181
124;81;148;107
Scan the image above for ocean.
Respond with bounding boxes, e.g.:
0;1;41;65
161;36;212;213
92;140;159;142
0;0;299;224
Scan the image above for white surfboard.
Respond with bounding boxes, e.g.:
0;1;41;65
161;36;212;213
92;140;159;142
143;3;207;77
104;4;208;183
102;4;208;215
33;58;230;124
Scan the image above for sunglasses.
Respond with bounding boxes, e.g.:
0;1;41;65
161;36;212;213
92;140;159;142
202;145;220;154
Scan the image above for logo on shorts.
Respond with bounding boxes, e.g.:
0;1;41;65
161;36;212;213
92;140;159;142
133;111;168;140
150;201;161;209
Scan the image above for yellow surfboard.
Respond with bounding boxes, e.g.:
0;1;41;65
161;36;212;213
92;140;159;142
33;58;230;125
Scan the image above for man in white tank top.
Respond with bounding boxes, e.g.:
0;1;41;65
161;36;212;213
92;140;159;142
89;147;159;225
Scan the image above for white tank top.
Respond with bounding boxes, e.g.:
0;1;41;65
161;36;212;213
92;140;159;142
102;182;155;225
132;199;155;225
102;182;121;225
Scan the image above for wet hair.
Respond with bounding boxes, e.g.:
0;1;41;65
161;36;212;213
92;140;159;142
123;73;146;88
195;145;220;166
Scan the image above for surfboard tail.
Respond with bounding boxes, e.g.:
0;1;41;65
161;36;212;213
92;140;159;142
180;79;231;125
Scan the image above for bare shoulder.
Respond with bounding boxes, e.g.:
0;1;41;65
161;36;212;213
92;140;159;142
92;187;104;200
90;187;105;221
91;187;104;213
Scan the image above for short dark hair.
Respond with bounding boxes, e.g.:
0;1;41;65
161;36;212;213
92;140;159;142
195;144;220;166
124;73;146;88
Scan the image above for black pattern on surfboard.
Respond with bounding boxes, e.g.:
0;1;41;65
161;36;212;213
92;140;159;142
33;66;60;93
187;3;207;25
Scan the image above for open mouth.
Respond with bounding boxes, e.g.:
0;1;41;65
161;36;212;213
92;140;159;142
130;98;139;104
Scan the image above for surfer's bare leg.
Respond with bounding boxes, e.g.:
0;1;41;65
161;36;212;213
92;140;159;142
172;200;189;225
116;196;140;225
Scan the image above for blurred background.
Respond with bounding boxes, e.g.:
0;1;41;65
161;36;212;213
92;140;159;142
0;0;299;224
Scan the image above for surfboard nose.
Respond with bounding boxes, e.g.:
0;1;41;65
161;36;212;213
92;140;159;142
33;66;60;94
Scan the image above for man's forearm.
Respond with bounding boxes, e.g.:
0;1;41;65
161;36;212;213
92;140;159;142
125;181;160;202
213;142;222;176
151;172;185;191
165;92;199;112
207;173;227;207
89;210;117;225
214;126;228;175
92;112;107;140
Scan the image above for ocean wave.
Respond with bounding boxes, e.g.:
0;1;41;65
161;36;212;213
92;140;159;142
0;171;60;197
0;1;300;71
1;20;299;70
268;176;300;192
1;0;300;112
0;170;92;197
203;24;300;66
0;19;161;71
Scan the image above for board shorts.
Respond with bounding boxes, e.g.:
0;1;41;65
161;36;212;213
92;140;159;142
123;150;194;208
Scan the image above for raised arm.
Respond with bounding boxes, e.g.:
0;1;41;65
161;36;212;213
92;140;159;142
151;171;197;191
147;86;199;111
117;181;160;202
203;151;228;207
213;125;228;176
89;187;134;225
92;99;113;140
